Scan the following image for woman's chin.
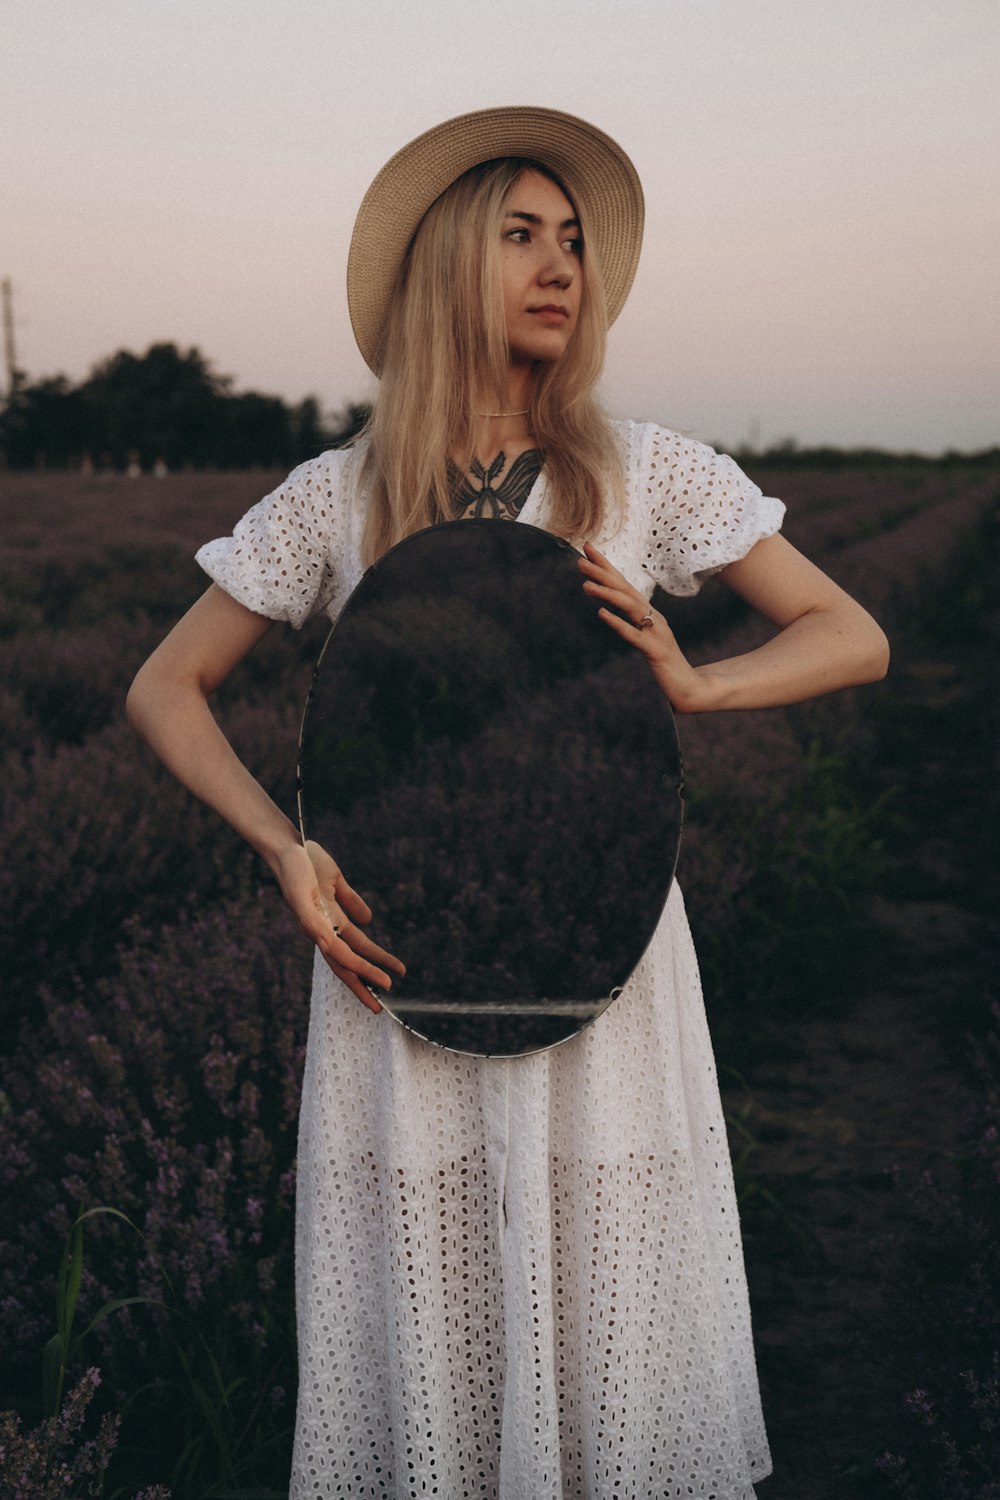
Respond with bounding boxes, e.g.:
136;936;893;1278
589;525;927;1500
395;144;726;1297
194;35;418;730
508;340;571;369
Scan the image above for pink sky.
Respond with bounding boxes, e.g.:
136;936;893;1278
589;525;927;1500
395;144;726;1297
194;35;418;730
4;0;998;452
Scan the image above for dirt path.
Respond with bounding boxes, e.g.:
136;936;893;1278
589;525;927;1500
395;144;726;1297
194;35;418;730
719;527;999;1498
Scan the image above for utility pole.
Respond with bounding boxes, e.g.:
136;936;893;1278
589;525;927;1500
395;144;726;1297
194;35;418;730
2;278;19;398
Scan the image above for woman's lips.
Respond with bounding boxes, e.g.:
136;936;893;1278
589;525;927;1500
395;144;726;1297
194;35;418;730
530;306;570;324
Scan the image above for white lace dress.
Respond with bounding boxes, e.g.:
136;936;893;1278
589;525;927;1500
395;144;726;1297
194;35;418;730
197;421;785;1500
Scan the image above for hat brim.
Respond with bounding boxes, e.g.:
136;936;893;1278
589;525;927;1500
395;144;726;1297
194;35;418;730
347;106;644;376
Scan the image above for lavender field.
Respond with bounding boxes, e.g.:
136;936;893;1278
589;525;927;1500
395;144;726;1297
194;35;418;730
1;456;998;1498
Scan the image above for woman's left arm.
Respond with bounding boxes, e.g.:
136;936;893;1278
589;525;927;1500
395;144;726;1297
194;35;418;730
580;534;890;714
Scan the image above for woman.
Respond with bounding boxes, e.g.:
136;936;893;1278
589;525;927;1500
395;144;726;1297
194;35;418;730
128;107;888;1499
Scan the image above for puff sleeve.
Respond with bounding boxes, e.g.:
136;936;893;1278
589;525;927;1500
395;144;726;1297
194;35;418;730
632;424;785;597
195;450;357;628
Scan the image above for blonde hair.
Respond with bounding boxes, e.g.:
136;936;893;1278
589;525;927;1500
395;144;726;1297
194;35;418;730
359;157;623;565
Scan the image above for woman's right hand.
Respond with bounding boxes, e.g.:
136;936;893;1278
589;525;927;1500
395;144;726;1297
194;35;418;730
126;586;407;1015
275;840;406;1014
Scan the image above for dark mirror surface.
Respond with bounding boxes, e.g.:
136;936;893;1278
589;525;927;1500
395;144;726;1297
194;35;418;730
298;520;683;1057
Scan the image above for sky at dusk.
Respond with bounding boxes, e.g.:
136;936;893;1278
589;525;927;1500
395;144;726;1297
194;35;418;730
4;0;998;453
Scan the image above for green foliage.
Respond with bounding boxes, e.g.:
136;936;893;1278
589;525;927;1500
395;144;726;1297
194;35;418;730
15;1197;293;1497
684;732;892;1025
732;442;1000;470
83;345;227;468
720;1066;819;1248
0;343;368;471
760;740;892;984
43;1208;167;1418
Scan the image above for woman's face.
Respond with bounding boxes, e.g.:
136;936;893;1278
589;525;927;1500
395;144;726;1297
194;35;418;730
500;168;583;367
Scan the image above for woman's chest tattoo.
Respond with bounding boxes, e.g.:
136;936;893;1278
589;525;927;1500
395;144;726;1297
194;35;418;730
449;449;543;521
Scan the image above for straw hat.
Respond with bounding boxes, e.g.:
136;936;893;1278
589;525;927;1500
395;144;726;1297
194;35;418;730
347;105;644;376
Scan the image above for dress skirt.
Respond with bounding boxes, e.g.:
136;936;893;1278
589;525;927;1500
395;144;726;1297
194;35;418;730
290;882;771;1499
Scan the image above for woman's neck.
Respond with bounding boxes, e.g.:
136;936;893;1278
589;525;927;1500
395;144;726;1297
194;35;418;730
468;413;533;459
469;369;534;460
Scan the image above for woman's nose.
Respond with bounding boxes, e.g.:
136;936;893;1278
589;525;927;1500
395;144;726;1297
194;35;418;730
541;251;574;288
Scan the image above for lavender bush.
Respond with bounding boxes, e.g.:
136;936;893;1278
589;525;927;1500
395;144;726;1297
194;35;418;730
860;498;999;1493
0;1368;171;1500
876;1016;1000;1495
1;893;309;1494
1;459;997;1494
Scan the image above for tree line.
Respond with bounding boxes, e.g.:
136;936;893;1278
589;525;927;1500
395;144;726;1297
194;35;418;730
0;342;370;471
3;343;996;474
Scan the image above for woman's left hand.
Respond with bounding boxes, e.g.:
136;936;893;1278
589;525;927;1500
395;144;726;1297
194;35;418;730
580;536;890;714
579;544;708;714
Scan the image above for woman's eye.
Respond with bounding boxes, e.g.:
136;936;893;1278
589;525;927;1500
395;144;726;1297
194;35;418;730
564;237;583;255
505;228;530;243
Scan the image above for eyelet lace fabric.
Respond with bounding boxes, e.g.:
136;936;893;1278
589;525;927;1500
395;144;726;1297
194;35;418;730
197;423;785;1498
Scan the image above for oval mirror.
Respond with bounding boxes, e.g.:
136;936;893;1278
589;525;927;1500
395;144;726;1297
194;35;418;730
297;520;683;1057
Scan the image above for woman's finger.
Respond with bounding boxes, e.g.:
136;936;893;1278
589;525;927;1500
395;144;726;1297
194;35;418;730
597;605;660;645
306;840;379;929
334;875;375;928
318;870;406;976
333;917;407;976
578;544;640;590
598;603;659;633
323;957;383;1014
579;546;656;625
582;579;654;625
316;913;395;988
580;545;706;712
581;541;617;571
292;841;404;1010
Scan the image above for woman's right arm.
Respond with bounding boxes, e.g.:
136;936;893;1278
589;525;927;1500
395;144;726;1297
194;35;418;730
126;583;402;1012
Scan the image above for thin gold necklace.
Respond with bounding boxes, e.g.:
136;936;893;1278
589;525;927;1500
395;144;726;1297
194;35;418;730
476;409;528;418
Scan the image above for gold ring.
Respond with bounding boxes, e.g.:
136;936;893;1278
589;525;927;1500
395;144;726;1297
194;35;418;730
638;612;654;630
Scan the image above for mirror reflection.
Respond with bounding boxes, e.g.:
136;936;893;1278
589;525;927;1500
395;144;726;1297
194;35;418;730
298;520;683;1056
